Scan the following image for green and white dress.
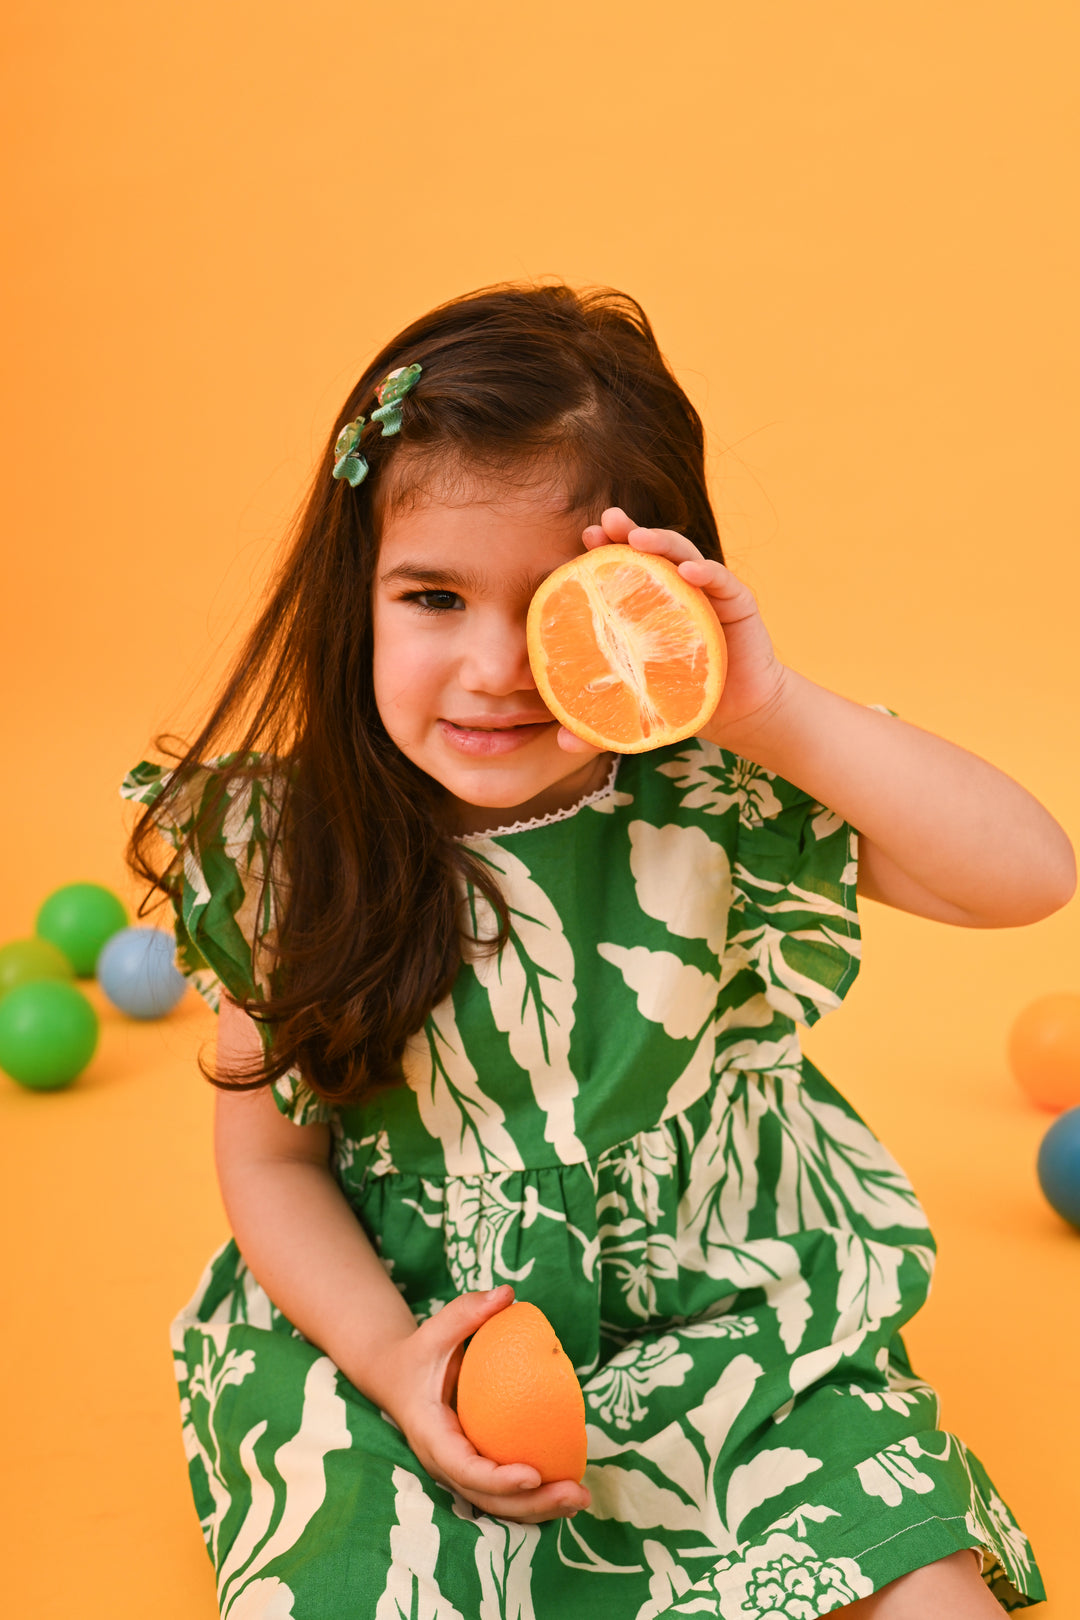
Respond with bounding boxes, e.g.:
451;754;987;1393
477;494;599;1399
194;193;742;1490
121;735;1046;1619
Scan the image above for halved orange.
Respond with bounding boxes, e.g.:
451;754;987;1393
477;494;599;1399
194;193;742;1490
527;546;727;752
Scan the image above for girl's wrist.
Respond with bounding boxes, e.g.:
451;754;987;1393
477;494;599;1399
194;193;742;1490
703;661;801;766
333;1320;420;1416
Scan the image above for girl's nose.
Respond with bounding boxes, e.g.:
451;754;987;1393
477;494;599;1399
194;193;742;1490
458;618;536;696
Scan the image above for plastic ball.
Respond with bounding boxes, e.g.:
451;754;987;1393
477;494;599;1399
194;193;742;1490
0;980;99;1090
1007;993;1080;1112
1036;1107;1080;1229
0;937;75;998
36;883;129;977
96;927;187;1019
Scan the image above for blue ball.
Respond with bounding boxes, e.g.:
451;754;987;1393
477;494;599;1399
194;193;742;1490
96;927;188;1020
1036;1107;1080;1229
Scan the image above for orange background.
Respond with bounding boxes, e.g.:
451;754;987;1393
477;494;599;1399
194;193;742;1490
2;3;1078;1614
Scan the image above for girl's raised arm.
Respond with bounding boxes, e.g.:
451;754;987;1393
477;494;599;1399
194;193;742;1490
213;998;589;1524
581;509;1076;928
714;670;1076;929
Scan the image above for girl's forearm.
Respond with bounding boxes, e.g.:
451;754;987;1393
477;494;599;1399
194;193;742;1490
716;668;1076;926
219;1154;418;1411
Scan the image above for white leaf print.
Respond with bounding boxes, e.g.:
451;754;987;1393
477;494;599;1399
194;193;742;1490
778;1146;832;1237
972;1485;1035;1577
766;1501;841;1537
182;846;212;912
685;1353;764;1457
225;1579;296;1618
584;1463;706;1532
440;1177;538;1292
737;871;860;933
655;745;783;827
182;1336;258;1563
403;994;524;1174
762;1078;926;1243
584;1335;695;1430
599;1129;678;1224
726;869;860;1023
727;923;844;1024
582;1358;767;1561
376;1468;466;1620
219;1357;351;1614
677;1071;767;1249
660;1020;718;1120
597;944;719;1040
466;842;586;1165
788;1328;869;1397
766;1271;813;1355
810;804;844;840
717;1033;804;1076
723;1447;823;1539
833;1232;904;1338
584;1419;707;1516
632;1540;696;1620
221;788;267;982
787;1234;904;1396
452;1505;541;1620
800;1090;925;1230
710;1533;874;1615
589;788;635;813
856;1439;935;1507
676;1181;812;1357
627;821;733;955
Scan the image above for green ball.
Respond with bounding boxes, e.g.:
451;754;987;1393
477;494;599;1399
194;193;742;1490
0;937;75;998
0;980;99;1090
36;883;129;977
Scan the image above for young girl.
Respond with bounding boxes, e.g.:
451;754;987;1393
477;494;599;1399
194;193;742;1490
123;282;1073;1619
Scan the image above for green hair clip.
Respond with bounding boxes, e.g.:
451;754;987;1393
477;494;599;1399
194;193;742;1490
332;362;423;487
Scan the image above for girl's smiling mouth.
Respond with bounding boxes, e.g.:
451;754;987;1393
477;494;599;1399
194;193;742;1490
439;716;554;755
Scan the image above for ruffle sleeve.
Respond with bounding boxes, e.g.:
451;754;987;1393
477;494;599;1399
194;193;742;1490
119;757;332;1126
729;783;859;1027
726;707;897;1027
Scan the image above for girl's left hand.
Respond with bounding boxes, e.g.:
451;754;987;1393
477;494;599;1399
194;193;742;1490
558;506;787;752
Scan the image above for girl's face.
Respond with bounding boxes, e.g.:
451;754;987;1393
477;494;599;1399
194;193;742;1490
372;477;611;833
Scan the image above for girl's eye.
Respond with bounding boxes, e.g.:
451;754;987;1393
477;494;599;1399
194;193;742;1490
405;589;464;614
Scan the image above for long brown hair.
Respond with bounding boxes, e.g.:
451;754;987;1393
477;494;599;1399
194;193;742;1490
126;281;724;1106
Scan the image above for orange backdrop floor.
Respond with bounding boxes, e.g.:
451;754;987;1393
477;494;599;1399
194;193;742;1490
2;889;1077;1616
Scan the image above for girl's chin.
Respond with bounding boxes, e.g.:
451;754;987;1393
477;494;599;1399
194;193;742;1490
441;754;612;834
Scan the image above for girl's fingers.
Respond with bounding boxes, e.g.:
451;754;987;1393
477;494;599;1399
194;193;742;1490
431;1421;542;1496
460;1485;589;1525
676;556;747;603
626;526;704;565
420;1286;514;1360
423;1390;590;1521
556;725;594;754
443;1452;590;1521
585;508;710;571
582;507;635;548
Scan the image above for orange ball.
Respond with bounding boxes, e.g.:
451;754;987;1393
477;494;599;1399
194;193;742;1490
1007;993;1080;1112
456;1301;587;1483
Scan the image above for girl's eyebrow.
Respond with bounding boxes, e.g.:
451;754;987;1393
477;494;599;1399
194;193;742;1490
379;562;552;595
379;563;482;590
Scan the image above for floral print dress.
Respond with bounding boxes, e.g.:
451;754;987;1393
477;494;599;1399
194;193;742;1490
121;733;1046;1619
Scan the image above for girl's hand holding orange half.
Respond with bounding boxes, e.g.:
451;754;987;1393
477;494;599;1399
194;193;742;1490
555;505;786;754
376;1284;591;1525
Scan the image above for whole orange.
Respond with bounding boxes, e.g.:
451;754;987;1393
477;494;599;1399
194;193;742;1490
455;1302;587;1483
1007;993;1080;1112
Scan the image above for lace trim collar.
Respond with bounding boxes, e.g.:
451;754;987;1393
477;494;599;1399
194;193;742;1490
455;755;623;842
